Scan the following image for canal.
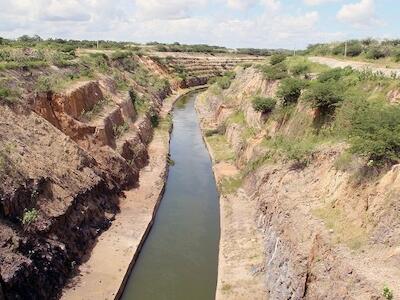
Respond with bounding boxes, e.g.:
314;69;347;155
121;91;220;300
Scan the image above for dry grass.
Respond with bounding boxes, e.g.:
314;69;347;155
313;205;368;250
219;175;243;195
206;134;235;163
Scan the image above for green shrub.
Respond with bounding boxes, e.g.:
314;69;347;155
346;44;363;57
277;78;306;105
393;51;400;62
207;77;218;85
81;97;110;121
252;96;276;113
0;87;18;104
205;123;227;137
111;50;131;60
22;208;39;225
0;87;11;98
113;71;128;91
383;286;394;300
129;89;138;106
261;63;288;80
332;44;345;56
228;110;245;124
289;61;310;76
318;67;353;83
349;101;400;163
223;70;236;80
265;136;315;168
365;48;386;59
80;53;109;73
241;62;253;69
303;81;344;112
113;122;129;138
270;54;286;65
150;112;159;127
35;76;54;92
216;76;232;89
134;95;150;114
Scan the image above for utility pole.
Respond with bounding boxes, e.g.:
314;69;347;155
344;41;347;57
97;40;99;49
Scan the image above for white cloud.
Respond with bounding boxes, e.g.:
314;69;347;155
336;0;382;27
134;0;208;20
0;0;343;49
303;0;339;5
226;0;257;10
261;0;281;11
40;0;91;22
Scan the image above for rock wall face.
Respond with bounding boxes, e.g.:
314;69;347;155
198;66;400;299
0;105;120;299
0;55;176;299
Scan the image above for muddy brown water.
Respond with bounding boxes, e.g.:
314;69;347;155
121;91;220;300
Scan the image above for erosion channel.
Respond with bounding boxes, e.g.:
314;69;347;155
121;91;220;300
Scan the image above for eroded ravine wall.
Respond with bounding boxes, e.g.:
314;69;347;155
196;66;400;299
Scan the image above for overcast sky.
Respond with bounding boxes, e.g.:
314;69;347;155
0;0;398;49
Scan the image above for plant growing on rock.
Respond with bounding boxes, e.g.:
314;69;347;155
216;76;232;89
35;76;55;92
277;78;306;105
129;89;138;106
150;113;159;128
252;96;276;113
383;286;394;300
22;208;39;226
215;71;236;89
0;86;19;104
113;122;129;138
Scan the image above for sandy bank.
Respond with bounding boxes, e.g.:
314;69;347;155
195;95;267;300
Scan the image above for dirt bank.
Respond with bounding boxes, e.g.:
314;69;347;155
195;87;267;300
195;65;400;299
61;86;206;300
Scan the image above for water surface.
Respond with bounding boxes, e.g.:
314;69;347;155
121;91;220;300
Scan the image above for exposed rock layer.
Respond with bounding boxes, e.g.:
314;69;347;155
197;66;400;299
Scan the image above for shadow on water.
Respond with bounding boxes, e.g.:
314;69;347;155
121;92;220;300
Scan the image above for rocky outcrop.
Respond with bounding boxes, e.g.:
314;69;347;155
0;104;121;299
0;52;180;299
197;66;400;299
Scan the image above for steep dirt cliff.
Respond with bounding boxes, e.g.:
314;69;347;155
0;50;213;299
196;65;400;299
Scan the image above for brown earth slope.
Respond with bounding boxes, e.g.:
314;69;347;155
196;66;400;299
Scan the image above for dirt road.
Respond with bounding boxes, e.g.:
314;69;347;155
309;56;400;78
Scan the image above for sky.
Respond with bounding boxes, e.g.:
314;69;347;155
0;0;398;49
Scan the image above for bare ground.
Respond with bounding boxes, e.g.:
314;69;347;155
197;100;267;300
309;56;400;77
